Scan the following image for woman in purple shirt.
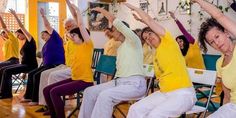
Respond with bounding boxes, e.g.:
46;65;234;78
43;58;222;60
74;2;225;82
21;8;65;105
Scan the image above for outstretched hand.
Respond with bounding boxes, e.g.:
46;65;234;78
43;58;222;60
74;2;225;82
123;3;137;11
40;8;45;16
169;11;176;19
9;9;16;15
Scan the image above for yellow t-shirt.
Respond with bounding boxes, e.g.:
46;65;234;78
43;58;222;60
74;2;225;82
153;31;193;93
143;43;154;64
216;47;236;104
2;32;19;60
70;40;94;82
104;38;121;56
64;39;75;67
185;41;205;69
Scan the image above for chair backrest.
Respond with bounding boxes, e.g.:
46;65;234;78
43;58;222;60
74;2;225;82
202;54;221;71
187;68;217;85
94;55;116;84
91;48;104;69
187;68;217;117
143;64;155;96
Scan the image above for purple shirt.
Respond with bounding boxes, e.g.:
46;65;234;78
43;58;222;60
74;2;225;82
42;30;65;66
175;19;195;44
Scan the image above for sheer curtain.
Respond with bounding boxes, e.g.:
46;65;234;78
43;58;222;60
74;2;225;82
0;0;8;12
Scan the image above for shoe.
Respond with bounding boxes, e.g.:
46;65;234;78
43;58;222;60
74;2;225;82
27;102;38;106
20;98;31;103
0;95;12;99
43;111;50;116
35;106;48;112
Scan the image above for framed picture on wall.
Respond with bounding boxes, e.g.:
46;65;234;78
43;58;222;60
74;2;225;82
179;0;191;14
88;2;109;31
157;0;168;16
139;1;148;12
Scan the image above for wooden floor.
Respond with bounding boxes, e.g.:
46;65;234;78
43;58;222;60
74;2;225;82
0;85;221;118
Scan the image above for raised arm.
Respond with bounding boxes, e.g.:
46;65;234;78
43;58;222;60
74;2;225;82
169;11;195;44
40;8;53;34
91;7;115;23
124;3;165;36
70;4;90;42
0;15;10;33
66;0;78;22
192;0;236;37
9;9;32;41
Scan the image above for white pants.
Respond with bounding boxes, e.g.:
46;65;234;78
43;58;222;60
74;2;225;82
78;75;146;118
38;65;71;105
127;87;197;118
208;103;236;118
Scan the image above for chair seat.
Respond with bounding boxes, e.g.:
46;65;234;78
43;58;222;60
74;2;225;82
186;105;206;114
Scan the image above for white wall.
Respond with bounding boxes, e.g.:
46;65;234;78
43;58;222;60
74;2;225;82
77;0;236;55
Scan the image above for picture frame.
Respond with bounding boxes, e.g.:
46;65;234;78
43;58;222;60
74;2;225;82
88;2;109;31
179;0;191;15
157;0;168;16
139;1;148;13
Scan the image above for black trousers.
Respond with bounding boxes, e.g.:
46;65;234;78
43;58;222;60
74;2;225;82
0;57;19;69
24;65;56;102
0;64;37;97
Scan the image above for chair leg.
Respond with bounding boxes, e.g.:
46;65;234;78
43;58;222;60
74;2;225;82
180;114;186;118
67;103;81;118
115;106;126;118
14;79;24;93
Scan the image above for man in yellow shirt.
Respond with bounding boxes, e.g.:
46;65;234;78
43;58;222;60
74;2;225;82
0;15;19;68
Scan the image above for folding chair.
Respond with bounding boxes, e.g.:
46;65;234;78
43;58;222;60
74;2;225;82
91;48;104;70
112;64;155;118
183;68;217;118
12;73;27;93
67;55;117;118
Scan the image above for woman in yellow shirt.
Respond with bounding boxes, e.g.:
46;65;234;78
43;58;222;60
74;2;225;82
125;3;196;118
42;1;94;118
169;11;205;69
0;15;19;68
193;0;236;117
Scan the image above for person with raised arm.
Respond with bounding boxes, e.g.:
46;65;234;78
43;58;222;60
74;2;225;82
169;11;205;69
0;9;38;99
124;3;196;118
192;0;236;117
43;1;94;118
21;8;65;105
78;6;146;118
0;15;19;68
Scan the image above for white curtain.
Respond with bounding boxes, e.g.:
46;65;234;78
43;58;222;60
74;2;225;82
0;0;8;12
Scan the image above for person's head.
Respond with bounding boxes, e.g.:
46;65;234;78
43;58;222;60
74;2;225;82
0;31;8;39
110;21;129;42
69;27;90;43
199;18;232;53
41;31;50;42
134;28;144;44
141;27;161;48
104;28;113;39
176;35;189;56
15;29;26;40
64;18;77;32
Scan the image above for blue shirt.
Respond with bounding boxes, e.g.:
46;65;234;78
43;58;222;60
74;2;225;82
42;30;65;66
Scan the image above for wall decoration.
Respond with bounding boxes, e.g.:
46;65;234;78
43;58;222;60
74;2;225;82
157;0;168;16
139;0;149;12
179;0;191;15
88;2;109;31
